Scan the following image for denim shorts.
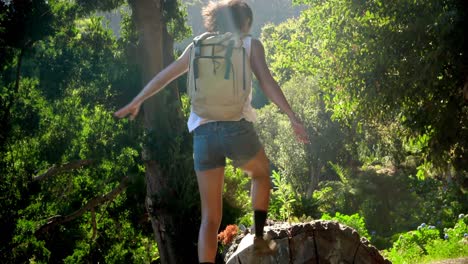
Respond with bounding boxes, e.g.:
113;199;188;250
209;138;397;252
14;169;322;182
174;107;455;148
193;119;262;171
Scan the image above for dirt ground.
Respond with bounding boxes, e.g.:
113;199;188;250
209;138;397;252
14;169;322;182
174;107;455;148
428;258;468;264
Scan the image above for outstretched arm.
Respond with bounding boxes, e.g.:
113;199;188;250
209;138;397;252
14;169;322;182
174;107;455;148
250;39;309;143
114;45;191;119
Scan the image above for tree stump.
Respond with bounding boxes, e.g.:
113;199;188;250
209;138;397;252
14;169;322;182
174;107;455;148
223;220;391;264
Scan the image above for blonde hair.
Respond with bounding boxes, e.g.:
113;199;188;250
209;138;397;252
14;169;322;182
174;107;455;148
202;0;253;33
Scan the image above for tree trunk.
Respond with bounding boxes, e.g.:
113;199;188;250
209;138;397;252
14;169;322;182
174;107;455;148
15;47;25;95
306;163;319;198
129;1;186;263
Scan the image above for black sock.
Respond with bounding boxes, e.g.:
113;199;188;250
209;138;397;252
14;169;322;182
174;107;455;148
254;210;267;238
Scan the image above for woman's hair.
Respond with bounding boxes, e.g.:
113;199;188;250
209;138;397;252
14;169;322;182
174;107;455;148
202;0;253;33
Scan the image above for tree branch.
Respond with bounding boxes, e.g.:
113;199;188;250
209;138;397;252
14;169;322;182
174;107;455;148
33;159;94;182
35;176;129;235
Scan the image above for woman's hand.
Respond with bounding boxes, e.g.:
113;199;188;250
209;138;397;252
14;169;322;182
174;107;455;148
114;101;142;120
289;116;309;144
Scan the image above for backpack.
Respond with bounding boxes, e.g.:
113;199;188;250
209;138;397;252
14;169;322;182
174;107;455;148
187;32;252;121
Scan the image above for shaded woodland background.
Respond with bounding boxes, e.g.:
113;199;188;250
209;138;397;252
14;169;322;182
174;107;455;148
0;0;467;263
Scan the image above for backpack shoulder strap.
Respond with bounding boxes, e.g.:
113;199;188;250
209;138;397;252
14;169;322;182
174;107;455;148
224;40;235;80
241;34;252;57
192;33;215;80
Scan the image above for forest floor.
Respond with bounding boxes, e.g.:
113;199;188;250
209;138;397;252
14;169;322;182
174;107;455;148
427;257;468;264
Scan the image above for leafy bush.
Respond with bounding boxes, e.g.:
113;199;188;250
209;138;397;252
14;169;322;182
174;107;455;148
312;181;349;215
311;165;467;249
384;214;468;263
321;212;370;240
222;162;252;228
270;171;297;222
291;194;319;221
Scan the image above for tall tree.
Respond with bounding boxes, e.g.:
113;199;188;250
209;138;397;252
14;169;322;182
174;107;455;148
77;0;198;262
129;1;177;263
128;0;198;262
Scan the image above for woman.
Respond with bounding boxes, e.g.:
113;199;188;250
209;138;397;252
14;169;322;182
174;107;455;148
114;1;309;263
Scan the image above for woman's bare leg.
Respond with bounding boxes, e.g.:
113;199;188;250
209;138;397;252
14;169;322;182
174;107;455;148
241;148;277;255
241;148;271;211
196;167;225;263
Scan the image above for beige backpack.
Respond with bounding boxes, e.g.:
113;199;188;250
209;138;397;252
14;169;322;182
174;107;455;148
187;32;252;120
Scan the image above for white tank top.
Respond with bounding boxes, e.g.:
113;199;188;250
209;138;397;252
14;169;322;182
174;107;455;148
187;36;256;132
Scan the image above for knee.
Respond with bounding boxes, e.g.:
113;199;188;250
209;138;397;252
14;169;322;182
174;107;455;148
244;150;270;180
201;214;222;230
251;164;270;180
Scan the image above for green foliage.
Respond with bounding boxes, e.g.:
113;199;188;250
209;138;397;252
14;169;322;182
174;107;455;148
221;162;253;228
35;15;123;102
256;76;348;196
262;0;468;171
180;93;191;119
311;166;467;249
0;0;55;49
328;162;349;184
270;171;297;222
75;0;125;14
12;219;51;262
321;212;370;240
1;0;197;262
313;184;345;213
384;215;468;263
259;2;467;254
224;161;251;213
0;0;163;262
408;177;466;230
163;0;192;42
